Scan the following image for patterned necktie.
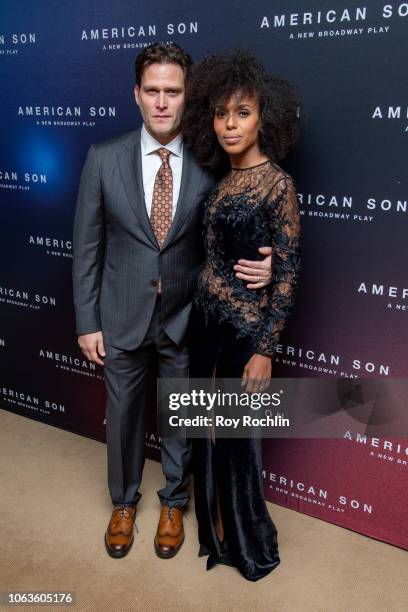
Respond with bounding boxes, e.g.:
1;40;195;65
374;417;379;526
150;147;173;249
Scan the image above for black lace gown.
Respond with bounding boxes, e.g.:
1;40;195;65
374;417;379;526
189;160;301;581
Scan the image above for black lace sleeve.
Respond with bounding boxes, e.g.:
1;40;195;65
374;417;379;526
254;175;301;356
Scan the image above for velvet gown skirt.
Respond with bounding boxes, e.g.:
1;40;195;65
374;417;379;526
188;303;280;581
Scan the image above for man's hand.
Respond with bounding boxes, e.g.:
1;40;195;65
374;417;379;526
78;331;106;366
234;246;272;289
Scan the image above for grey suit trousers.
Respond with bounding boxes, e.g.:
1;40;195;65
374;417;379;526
103;296;191;508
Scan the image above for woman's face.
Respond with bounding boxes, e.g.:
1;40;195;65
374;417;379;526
213;91;262;158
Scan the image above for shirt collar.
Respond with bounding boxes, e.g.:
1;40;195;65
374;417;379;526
141;123;183;157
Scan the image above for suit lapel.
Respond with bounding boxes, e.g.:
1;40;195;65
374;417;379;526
162;145;203;250
117;129;159;248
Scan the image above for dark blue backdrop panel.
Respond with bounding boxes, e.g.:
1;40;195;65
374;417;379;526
0;0;407;547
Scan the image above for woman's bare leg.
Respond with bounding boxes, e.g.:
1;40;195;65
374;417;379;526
214;481;225;542
211;417;225;543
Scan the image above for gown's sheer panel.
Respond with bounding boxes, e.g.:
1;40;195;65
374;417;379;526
196;161;301;356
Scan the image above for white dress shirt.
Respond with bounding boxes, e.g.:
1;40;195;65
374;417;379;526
140;123;183;219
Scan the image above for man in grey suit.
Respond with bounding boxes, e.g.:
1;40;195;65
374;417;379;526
72;43;272;560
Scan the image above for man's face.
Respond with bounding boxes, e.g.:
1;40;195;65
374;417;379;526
134;62;185;145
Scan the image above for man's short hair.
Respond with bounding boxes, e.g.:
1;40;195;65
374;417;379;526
135;43;193;87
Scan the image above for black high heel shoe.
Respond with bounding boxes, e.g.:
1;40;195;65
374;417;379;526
206;538;235;570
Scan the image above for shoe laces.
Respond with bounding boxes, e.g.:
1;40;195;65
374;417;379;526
165;507;187;522
115;505;133;520
166;507;176;521
115;505;138;532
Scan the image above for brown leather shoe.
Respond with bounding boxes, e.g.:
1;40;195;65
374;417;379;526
104;505;136;558
154;505;185;559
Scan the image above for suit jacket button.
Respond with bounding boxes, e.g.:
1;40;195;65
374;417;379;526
151;279;158;287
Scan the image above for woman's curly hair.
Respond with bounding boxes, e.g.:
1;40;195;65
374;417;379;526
182;49;301;175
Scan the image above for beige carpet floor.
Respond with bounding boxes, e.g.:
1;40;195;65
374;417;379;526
0;408;406;612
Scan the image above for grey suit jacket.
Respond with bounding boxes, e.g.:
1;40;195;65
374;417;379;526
72;128;215;350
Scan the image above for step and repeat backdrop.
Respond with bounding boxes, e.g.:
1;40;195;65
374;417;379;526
0;1;407;549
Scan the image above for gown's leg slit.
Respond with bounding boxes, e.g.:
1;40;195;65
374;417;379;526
191;308;281;580
204;429;236;570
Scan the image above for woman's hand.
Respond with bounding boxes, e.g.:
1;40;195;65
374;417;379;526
242;354;272;393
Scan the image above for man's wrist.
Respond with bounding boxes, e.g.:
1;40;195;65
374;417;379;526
77;328;102;336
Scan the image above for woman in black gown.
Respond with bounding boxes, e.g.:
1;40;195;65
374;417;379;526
182;51;301;581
